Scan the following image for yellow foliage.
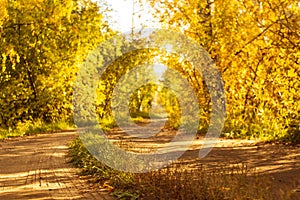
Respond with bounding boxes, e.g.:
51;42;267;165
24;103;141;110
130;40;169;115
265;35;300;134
145;0;300;140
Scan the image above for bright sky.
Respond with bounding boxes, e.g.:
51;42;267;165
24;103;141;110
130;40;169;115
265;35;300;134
93;0;166;76
95;0;160;33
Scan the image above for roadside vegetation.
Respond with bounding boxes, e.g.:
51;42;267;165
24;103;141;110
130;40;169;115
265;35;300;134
0;120;74;139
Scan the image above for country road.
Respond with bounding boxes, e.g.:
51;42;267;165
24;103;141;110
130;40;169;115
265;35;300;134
1;129;300;199
0;131;114;200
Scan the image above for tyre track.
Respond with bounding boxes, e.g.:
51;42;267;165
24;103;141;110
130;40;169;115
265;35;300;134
0;131;114;200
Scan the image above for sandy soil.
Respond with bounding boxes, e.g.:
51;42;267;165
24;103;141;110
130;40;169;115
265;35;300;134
0;128;299;199
0;131;114;200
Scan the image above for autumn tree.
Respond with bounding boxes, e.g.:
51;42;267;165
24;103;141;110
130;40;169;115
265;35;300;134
0;0;110;128
145;0;300;141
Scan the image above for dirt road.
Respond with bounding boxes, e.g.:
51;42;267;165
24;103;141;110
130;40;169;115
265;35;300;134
0;128;299;199
0;131;114;200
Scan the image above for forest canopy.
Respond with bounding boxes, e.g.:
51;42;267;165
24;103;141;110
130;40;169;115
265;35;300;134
0;0;299;143
143;0;300;141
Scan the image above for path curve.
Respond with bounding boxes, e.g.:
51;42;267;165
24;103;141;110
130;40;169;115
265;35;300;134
0;131;114;200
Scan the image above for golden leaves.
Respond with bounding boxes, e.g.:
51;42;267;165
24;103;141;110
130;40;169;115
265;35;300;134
145;0;300;138
0;0;8;27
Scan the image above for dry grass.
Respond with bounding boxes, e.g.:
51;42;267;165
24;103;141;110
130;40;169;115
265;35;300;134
70;137;295;200
130;163;277;200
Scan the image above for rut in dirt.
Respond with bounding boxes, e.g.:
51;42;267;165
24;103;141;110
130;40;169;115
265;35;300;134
0;131;114;200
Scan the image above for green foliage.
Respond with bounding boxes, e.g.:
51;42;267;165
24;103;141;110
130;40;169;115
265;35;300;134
129;83;158;117
157;86;181;129
0;120;74;139
0;0;110;129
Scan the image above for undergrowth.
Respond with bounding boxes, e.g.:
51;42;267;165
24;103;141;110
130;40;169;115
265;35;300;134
0;120;74;139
